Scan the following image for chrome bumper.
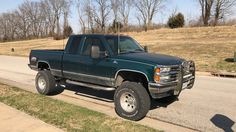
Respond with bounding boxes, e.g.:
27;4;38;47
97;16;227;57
148;82;180;99
148;75;195;99
149;61;195;99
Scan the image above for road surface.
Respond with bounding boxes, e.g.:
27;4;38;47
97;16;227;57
0;55;236;132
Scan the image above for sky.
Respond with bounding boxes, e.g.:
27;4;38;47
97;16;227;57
0;0;234;33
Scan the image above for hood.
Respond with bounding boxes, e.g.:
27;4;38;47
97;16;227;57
116;52;185;66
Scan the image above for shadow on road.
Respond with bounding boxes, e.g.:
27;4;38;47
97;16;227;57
48;86;65;96
66;84;115;103
49;84;177;109
150;96;178;110
211;114;235;132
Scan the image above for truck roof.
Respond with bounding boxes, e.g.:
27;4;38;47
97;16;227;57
71;34;130;38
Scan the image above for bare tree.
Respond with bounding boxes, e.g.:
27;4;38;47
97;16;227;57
77;0;87;33
38;1;51;37
81;0;96;33
0;0;72;41
86;1;96;33
6;13;18;40
22;1;43;38
213;0;236;25
52;0;63;36
198;0;214;26
0;13;9;40
63;0;72;31
40;0;55;36
93;0;111;33
111;0;119;22
15;4;32;39
0;12;18;41
43;0;67;36
136;15;142;28
77;0;96;33
119;0;133;30
135;0;163;31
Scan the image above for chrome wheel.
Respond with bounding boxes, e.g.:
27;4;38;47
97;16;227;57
38;76;46;90
120;92;137;113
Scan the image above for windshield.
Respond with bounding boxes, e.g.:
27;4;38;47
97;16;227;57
105;36;144;54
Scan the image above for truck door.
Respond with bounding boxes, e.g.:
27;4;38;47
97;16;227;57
78;36;114;86
62;36;87;80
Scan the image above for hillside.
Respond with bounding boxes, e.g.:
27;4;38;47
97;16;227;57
126;26;236;72
1;26;236;72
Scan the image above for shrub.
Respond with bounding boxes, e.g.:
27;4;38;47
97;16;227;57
63;26;73;38
167;13;185;29
53;34;64;40
109;20;123;33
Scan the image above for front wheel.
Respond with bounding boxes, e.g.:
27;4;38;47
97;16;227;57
35;70;56;95
114;81;151;121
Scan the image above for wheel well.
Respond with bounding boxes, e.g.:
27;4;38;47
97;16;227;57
37;62;50;70
115;71;149;90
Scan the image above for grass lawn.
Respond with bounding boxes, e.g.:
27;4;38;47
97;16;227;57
0;83;158;132
0;26;236;72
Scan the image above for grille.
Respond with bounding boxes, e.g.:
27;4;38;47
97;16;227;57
160;65;181;83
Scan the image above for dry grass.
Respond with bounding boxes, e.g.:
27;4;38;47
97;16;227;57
0;85;8;95
0;38;66;57
125;26;236;72
0;26;236;72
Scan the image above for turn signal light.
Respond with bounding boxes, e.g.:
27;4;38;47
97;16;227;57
154;68;160;82
154;75;160;82
155;68;160;73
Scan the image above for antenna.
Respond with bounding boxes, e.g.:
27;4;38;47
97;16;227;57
62;30;65;49
63;36;64;49
117;20;120;54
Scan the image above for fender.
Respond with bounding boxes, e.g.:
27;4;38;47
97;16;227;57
114;69;150;82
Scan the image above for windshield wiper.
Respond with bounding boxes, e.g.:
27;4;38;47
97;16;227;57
120;49;144;54
134;49;144;52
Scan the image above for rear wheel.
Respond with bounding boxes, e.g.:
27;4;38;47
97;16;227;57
35;70;56;95
114;81;150;121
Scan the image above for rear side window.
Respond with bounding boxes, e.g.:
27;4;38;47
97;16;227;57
68;36;82;54
105;37;118;54
81;38;105;56
81;38;93;56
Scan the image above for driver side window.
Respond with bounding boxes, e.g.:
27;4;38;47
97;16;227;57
81;38;105;56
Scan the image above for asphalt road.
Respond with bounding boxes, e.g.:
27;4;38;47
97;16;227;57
0;55;236;132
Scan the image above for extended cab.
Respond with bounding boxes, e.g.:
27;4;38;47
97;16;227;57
29;34;195;121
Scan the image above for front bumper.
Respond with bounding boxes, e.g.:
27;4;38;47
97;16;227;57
148;61;195;99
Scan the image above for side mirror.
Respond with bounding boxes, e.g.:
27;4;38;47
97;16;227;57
144;46;148;52
100;51;109;58
91;45;100;59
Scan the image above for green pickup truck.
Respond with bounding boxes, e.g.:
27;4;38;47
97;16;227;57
29;34;195;121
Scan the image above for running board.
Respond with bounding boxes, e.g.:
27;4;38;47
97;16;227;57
66;80;115;91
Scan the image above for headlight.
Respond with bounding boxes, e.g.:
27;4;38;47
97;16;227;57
160;76;170;80
31;57;37;62
155;67;171;74
160;67;171;73
154;67;171;82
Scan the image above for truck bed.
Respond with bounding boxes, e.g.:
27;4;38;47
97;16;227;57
32;49;64;52
30;49;64;77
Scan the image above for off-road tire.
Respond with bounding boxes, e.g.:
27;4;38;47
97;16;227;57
35;70;56;95
114;81;151;121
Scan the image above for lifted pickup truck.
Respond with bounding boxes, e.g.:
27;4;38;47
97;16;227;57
29;34;195;121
